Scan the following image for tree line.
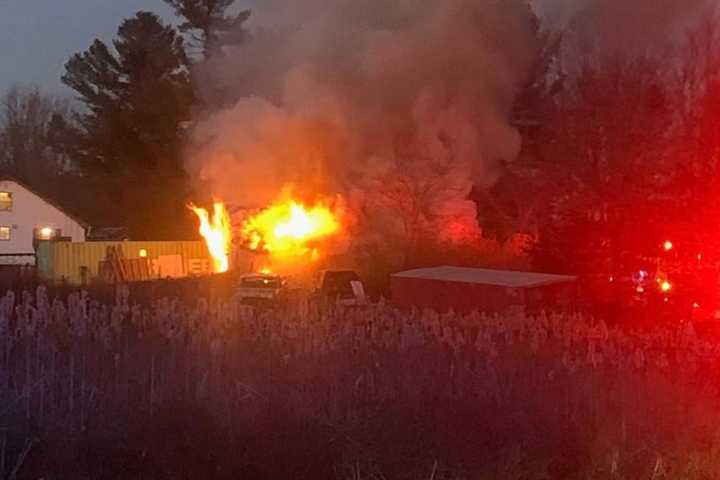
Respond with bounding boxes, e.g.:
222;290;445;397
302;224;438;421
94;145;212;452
474;8;720;278
0;0;250;240
2;1;719;278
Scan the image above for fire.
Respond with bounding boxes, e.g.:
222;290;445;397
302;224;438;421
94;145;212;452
242;199;340;260
189;201;232;273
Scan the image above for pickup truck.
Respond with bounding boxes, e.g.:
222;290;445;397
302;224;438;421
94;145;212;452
236;272;288;306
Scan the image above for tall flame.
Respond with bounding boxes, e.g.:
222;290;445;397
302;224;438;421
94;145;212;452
189;202;232;273
242;200;340;260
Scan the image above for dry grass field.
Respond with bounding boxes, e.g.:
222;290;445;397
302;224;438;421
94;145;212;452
1;284;719;479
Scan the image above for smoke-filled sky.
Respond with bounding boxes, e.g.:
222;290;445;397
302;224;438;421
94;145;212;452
189;0;541;248
184;0;713;248
0;0;710;93
0;0;711;252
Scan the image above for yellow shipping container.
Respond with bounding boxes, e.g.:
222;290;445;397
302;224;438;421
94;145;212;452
37;241;216;285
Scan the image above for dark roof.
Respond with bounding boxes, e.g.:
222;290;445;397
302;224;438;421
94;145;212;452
86;226;129;241
392;266;576;288
0;176;90;228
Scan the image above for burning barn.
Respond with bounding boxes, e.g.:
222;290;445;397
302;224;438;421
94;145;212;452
391;266;577;314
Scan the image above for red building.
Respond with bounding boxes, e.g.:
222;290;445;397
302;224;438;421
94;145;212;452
391;266;577;314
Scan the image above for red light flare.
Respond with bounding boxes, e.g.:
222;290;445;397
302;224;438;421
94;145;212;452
663;240;673;252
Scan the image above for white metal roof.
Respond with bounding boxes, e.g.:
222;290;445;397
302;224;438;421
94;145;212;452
392;266;576;288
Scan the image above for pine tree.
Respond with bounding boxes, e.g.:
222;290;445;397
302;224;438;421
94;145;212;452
63;11;193;176
163;0;251;58
62;12;195;239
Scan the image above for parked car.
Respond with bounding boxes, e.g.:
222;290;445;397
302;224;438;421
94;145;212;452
236;272;288;306
312;269;367;308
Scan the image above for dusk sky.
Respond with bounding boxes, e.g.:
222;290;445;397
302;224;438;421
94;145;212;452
0;0;558;98
0;0;175;94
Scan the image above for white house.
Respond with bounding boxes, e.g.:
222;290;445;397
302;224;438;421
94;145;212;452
0;177;87;265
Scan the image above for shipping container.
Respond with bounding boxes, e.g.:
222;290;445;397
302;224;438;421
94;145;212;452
391;266;577;315
0;253;36;266
36;241;258;285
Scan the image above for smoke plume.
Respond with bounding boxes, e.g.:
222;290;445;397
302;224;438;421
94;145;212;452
535;0;712;56
186;0;539;247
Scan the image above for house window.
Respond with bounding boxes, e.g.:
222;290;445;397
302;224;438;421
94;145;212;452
0;226;10;241
0;192;12;211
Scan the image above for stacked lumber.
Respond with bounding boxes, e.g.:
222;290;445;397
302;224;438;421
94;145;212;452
99;246;155;283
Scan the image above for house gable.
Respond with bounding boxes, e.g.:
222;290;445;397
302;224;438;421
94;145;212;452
0;179;86;257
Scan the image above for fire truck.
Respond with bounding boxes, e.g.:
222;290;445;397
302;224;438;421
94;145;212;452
585;239;720;331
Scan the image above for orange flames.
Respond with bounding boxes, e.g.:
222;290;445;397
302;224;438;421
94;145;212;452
241;199;340;261
189;196;343;274
189;202;232;273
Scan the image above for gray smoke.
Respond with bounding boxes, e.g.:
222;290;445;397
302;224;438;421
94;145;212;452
186;0;715;252
535;0;712;57
186;0;539;244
